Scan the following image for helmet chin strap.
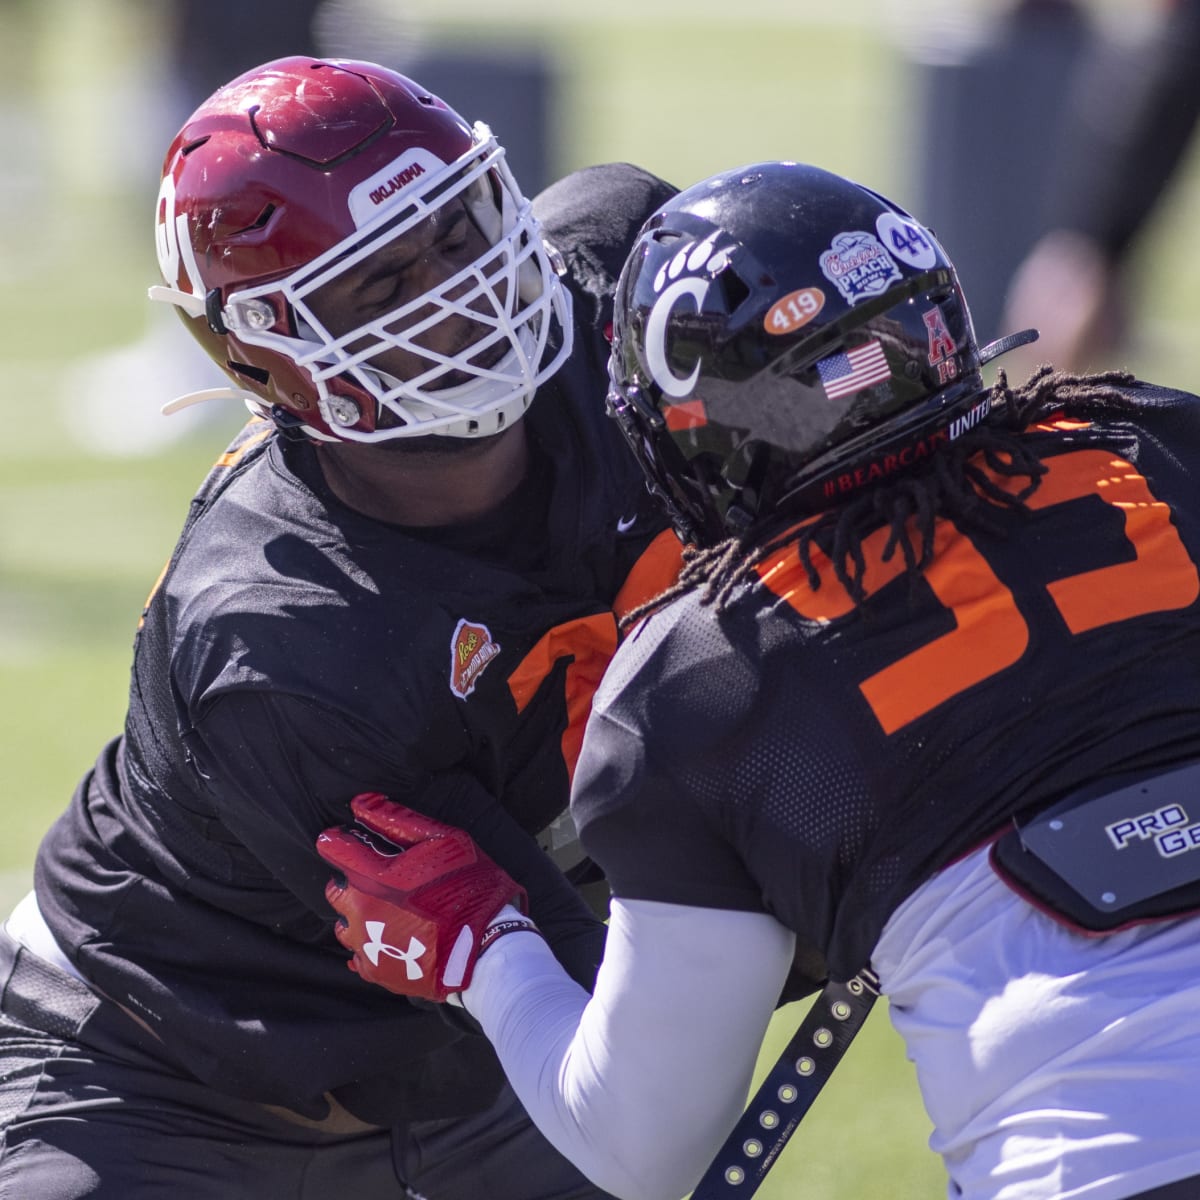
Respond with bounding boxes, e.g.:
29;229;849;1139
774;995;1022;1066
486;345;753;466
149;287;268;418
148;284;207;319
979;327;1039;365
160;386;262;416
153;335;535;436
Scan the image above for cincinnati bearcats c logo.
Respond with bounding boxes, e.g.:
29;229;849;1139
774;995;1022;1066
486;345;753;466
645;277;709;397
643;233;731;399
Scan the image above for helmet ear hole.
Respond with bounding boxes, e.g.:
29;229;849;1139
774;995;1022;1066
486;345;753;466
718;271;751;313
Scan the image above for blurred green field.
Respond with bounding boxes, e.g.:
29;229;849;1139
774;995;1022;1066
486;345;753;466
4;3;1200;1196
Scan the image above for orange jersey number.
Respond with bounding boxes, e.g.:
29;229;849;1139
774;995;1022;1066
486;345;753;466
506;530;684;782
758;449;1200;734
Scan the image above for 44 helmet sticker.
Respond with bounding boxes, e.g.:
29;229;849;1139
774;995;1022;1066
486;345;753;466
875;212;938;269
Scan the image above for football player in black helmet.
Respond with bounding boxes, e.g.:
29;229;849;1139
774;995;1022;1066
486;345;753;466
320;162;1200;1200
604;159;1035;545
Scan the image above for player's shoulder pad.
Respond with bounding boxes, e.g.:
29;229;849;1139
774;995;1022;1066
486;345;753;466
532;164;677;316
533;163;677;244
184;416;276;523
1122;378;1200;409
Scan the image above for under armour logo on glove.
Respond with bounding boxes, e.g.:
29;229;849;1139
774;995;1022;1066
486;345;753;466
317;793;530;1002
362;922;427;978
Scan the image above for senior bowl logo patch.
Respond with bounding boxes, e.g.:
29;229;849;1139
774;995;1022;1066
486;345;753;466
450;618;501;699
819;231;901;305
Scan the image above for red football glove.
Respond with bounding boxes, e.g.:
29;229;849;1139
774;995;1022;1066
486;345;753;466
317;793;530;1002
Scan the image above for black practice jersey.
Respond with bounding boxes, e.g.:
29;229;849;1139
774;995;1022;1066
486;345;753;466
575;383;1200;984
35;163;680;1124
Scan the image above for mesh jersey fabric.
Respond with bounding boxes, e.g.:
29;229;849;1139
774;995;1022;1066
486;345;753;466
575;381;1200;983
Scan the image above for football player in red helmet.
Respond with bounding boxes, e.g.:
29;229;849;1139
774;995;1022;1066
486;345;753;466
320;162;1200;1200
147;55;582;529
151;55;571;445
0;56;681;1198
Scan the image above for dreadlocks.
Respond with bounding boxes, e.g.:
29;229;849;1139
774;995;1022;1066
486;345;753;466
623;366;1139;628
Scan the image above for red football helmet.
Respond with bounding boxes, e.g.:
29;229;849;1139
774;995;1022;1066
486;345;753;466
151;56;572;441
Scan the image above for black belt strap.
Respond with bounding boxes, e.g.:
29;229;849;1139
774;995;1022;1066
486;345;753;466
691;967;881;1199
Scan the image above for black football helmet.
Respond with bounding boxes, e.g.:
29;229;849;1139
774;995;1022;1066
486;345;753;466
606;161;1035;546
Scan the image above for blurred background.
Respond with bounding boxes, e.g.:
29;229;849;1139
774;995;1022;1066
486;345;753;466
3;0;1200;1193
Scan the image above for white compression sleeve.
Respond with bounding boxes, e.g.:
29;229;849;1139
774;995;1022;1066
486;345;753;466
462;898;796;1200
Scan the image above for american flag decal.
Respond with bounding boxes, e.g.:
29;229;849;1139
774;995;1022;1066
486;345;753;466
815;340;890;401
